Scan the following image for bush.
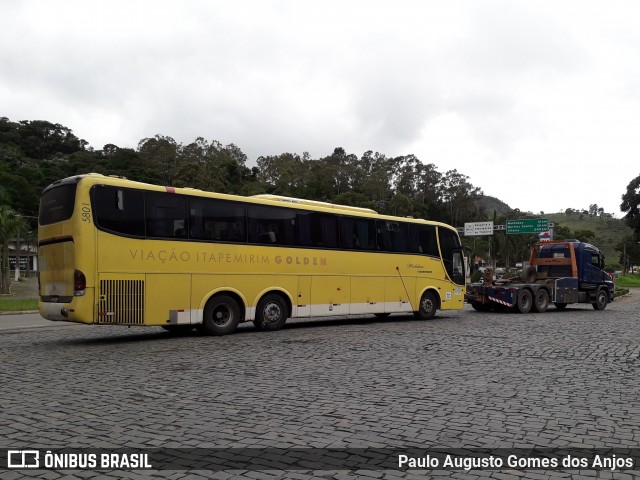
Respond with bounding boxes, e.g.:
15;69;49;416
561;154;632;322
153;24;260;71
470;269;484;283
614;288;630;298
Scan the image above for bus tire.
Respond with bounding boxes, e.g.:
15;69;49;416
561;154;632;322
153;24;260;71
201;294;242;336
162;325;194;335
533;288;549;313
516;289;533;314
254;293;288;331
592;288;608;311
414;291;437;320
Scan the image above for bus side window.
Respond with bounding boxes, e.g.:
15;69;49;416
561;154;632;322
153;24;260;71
145;192;188;239
92;185;145;237
377;221;409;252
340;217;376;251
248;205;297;246
297;212;338;248
189;197;246;242
410;224;438;256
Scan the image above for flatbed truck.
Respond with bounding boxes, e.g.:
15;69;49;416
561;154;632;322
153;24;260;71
465;240;615;313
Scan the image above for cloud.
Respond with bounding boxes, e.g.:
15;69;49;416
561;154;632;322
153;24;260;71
2;0;640;215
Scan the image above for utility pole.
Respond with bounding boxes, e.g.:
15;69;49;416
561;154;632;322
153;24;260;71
14;222;20;282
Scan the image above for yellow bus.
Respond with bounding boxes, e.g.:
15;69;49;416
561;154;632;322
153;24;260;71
38;173;466;335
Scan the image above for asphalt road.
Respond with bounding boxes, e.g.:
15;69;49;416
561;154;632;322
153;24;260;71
1;294;639;479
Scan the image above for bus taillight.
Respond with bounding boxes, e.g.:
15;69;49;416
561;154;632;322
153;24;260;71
74;269;86;296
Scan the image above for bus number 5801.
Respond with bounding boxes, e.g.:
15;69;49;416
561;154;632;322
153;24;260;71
82;203;91;223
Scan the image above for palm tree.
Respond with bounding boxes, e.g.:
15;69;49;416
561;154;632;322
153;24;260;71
0;204;28;294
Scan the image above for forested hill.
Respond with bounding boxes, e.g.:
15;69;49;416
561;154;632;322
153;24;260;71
2;117;636;268
1;117;486;226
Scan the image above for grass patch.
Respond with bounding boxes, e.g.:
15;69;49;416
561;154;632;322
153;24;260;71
0;298;39;312
615;275;640;288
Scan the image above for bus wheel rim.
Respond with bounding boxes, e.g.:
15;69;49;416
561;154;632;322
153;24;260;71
212;304;232;327
421;297;433;313
263;302;282;323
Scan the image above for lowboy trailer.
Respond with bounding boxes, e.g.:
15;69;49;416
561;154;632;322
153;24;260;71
466;241;615;313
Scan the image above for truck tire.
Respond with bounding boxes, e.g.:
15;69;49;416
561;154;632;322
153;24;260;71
516;289;533;314
533;289;549;313
592;289;608;311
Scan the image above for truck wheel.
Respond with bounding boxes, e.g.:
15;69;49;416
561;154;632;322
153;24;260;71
201;294;242;335
554;302;567;310
516;289;533;314
592;289;608;311
253;293;288;331
414;291;437;320
533;289;549;313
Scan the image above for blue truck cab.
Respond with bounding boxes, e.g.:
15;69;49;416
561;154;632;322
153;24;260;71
466;241;615;313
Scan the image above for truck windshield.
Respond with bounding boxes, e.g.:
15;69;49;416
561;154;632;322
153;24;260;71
39;184;76;225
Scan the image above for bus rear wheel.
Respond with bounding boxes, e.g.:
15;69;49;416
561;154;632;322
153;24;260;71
254;294;288;331
200;294;241;336
414;291;437;320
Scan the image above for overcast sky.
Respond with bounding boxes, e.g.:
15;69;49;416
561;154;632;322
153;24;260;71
2;0;640;217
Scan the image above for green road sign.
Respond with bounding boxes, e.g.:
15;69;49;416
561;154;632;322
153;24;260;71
506;218;549;234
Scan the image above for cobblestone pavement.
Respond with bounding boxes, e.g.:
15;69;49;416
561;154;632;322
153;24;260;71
1;293;639;479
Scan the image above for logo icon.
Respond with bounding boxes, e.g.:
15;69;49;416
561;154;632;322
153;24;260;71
7;450;40;468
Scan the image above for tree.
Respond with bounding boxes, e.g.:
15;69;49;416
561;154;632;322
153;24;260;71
621;174;640;239
332;192;374;210
0;204;28;294
440;169;483;226
553;224;573;240
256;152;306;196
138;135;178;185
574;229;596;243
615;235;640;273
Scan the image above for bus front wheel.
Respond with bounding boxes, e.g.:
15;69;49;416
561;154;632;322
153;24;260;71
254;294;288;331
414;291;437;320
200;294;241;336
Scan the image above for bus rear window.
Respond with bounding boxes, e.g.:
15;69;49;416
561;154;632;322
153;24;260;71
39;184;77;225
